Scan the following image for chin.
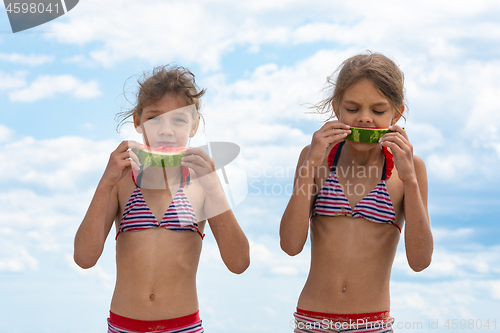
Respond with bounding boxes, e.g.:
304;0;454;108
346;140;381;151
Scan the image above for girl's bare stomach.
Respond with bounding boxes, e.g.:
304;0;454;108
297;216;400;314
111;228;202;320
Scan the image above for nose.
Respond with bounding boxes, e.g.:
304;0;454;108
158;121;174;136
356;109;373;125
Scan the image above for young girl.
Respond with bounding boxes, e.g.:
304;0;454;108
74;65;250;333
280;52;433;332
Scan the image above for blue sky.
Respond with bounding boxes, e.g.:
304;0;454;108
1;0;500;332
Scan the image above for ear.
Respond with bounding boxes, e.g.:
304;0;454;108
391;104;404;125
190;115;200;137
133;113;142;133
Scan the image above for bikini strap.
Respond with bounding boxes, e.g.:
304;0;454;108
382;146;394;180
328;141;345;173
181;166;190;188
131;165;143;187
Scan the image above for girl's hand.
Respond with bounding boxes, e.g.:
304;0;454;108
379;125;416;183
181;147;221;194
100;140;143;188
306;120;351;167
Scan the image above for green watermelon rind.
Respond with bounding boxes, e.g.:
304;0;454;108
131;148;185;167
345;127;395;143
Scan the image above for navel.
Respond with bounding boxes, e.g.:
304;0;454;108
342;285;347;293
150;293;155;300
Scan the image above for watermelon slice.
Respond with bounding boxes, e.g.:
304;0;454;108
131;146;185;167
345;127;395;143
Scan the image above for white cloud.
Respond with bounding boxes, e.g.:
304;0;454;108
0;188;96;235
432;227;474;242
3;2;500;331
0;53;54;66
0;133;119;276
62;54;90;66
0;71;27;90
0;135;117;191
463;62;500;150
64;253;115;290
48;0;242;70
8;75;101;102
393;241;500;279
0;124;15;143
201;238;310;276
401;122;445;155
201;48;354;136
0;229;38;272
30;0;500;189
391;279;500;324
44;0;500;71
491;280;500;300
426;153;473;182
198;50;500;189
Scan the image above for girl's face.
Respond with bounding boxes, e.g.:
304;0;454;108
333;79;402;129
134;94;199;148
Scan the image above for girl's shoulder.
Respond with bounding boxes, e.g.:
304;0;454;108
298;144;311;163
413;154;428;181
117;169;136;195
300;144;311;154
413;155;426;168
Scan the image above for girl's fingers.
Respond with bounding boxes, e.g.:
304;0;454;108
116;151;133;162
118;140;130;152
381;136;405;152
126;140;145;150
130;159;141;171
381;128;410;144
127;150;141;170
320;127;351;136
381;133;412;153
314;128;351;141
128;150;141;167
322;129;351;140
181;154;212;170
389;125;409;140
182;148;215;169
380;140;402;154
114;140;144;155
313;129;351;147
321;121;350;132
183;147;210;160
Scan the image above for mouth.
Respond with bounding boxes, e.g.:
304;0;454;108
155;141;177;147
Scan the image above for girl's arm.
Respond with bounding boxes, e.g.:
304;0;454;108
74;140;142;269
402;156;433;271
205;191;250;274
74;181;118;269
181;147;250;274
279;146;316;256
380;126;433;271
280;121;351;256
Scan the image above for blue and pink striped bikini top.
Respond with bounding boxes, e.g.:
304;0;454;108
116;166;204;240
312;141;400;232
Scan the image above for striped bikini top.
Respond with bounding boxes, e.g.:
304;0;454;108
312;141;400;232
116;166;204;239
